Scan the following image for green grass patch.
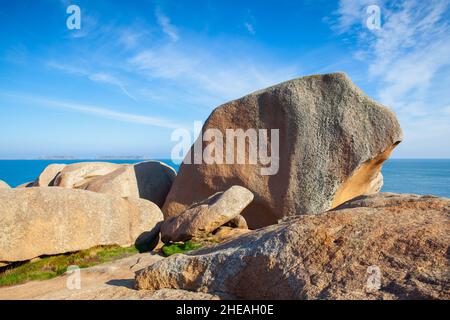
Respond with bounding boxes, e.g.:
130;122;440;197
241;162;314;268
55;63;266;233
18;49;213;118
162;241;203;257
0;245;139;287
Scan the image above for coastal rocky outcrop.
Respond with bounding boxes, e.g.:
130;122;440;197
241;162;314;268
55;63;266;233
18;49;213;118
162;73;403;228
0;187;163;263
136;193;450;300
53;162;122;188
161;186;253;243
19;161;176;207
32;164;66;187
0;180;10;189
80;161;176;207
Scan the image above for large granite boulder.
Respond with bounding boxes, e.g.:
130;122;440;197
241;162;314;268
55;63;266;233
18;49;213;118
136;193;449;300
0;188;163;263
53;162;122;188
80;161;176;207
162;73;402;228
33;164;66;187
161;186;253;243
0;180;10;189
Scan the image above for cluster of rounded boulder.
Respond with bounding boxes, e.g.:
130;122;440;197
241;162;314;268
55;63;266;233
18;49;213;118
0;73;448;299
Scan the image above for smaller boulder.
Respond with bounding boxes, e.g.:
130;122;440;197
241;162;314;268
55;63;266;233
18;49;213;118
33;164;66;187
0;180;10;189
53;162;122;188
80;161;176;207
0;187;164;263
161;186;254;243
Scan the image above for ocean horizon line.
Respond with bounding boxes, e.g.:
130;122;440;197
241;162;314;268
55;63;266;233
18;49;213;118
0;158;450;161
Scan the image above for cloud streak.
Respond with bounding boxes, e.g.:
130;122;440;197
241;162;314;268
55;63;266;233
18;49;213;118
128;43;300;104
155;8;179;42
1;92;183;129
329;0;450;158
332;0;450;114
48;62;138;101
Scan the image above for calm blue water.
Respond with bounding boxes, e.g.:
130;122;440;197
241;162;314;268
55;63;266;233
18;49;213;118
380;159;450;198
0;159;448;198
0;160;180;188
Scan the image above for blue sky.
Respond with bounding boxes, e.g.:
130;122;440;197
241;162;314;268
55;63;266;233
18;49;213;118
0;0;449;159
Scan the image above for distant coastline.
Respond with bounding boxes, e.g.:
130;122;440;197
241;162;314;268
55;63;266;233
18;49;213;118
0;159;448;198
0;156;152;161
1;157;450;160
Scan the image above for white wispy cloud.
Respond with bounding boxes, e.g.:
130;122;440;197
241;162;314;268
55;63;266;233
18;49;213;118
119;29;145;49
48;62;137;101
1;92;183;129
332;0;450;115
366;1;450;114
155;8;179;42
329;0;450;157
46;5;300;112
331;0;384;33
128;43;300;104
244;22;255;35
42;5;301;118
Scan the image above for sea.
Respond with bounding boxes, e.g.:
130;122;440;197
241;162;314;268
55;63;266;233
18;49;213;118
0;159;449;198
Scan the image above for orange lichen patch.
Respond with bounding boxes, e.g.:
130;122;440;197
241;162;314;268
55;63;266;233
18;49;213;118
331;141;401;209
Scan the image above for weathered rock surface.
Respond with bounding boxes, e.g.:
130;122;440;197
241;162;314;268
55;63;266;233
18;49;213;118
80;161;176;207
53;162;122;188
136;193;449;300
0;188;163;263
161;186;254;243
163;73;403;228
0;180;10;189
33;164;66;187
0;253;219;300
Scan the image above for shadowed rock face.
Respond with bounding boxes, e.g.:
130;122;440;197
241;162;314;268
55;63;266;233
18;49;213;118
136;193;449;300
162;73;403;228
32;164;66;187
0;188;163;263
16;182;34;188
80;161;176;207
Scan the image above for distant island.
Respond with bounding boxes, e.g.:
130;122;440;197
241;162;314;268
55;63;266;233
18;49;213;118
96;156;149;160
37;156;76;160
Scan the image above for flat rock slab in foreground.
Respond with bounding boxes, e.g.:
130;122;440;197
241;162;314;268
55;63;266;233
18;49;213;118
0;188;163;263
137;193;450;300
163;72;403;228
0;253;219;300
